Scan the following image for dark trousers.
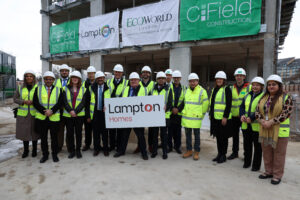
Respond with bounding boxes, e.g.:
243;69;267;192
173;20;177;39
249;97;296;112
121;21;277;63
242;127;262;169
211;119;229;156
168;123;182;150
148;127;154;147
92;111;108;152
57;116;67;151
38;119;59;157
231;117;241;154
118;128;147;156
84;117;93;148
109;129;122;151
23;141;37;151
66;117;84;152
152;126;167;155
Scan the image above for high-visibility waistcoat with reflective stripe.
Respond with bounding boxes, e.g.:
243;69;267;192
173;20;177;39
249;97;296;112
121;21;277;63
231;84;252;117
35;85;61;122
89;86;110;120
63;86;86;117
122;86;147;97
17;84;37;117
151;87;171;119
54;78;70;89
170;84;186;116
139;80;155;94
210;87;232;120
241;92;264;132
181;85;207;129
108;78;128;97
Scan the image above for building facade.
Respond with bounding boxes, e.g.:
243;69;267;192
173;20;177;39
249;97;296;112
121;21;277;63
0;50;16;98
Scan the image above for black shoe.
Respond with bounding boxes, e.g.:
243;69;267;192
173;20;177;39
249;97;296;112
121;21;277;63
22;151;29;158
251;167;260;172
76;151;82;159
227;153;238;160
271;178;281;185
93;150;99;156
175;148;182;154
243;163;251;168
82;146;90;151
40;156;48;163
151;152;157;158
162;154;168;160
212;154;221;162
52;155;59;162
113;152;124;158
32;149;37;157
167;148;172;153
217;155;226;164
68;152;75;159
104;151;109;157
259;174;273;179
142;154;148;160
109;147;115;152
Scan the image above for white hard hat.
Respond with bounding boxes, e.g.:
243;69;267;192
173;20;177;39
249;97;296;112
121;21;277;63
266;74;283;84
113;64;124;72
165;69;173;75
251;76;265;85
43;71;55;79
234;68;246;76
141;66;151;73
129;72;140;80
188;73;199;80
70;71;82;79
24;70;36;77
87;66;96;73
172;70;182;78
156;71;167;79
215;71;227;79
95;71;105;79
60;64;70;71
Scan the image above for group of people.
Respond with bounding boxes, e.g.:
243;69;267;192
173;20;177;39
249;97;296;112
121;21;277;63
14;64;293;185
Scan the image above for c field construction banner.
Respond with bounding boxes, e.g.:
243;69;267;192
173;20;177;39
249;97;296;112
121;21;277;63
180;0;262;41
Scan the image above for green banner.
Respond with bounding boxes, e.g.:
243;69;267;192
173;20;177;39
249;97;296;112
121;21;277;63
180;0;262;41
50;20;79;54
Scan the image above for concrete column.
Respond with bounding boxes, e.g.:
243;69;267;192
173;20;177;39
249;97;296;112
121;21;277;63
247;58;259;82
41;0;51;74
263;0;278;80
169;47;192;86
90;0;105;71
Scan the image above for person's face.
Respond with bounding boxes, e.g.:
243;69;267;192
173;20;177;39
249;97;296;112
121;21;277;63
189;79;198;88
60;69;69;78
166;74;172;83
235;74;245;84
173;77;181;85
88;72;95;80
216;78;224;87
267;81;279;95
114;71;123;79
141;71;150;80
71;77;79;85
96;77;105;85
130;79;139;88
252;82;263;93
25;73;34;85
157;77;166;85
44;77;54;87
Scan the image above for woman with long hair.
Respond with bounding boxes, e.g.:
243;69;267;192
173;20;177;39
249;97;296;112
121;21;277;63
14;70;39;158
256;75;293;185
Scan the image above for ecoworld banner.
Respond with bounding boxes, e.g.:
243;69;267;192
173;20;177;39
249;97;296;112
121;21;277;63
50;20;79;54
180;0;262;41
104;96;166;128
121;0;179;47
79;11;120;51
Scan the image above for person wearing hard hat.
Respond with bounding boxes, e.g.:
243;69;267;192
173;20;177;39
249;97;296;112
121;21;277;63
33;71;64;163
149;71;173;159
14;70;39;158
239;77;265;171
179;73;208;160
256;75;293;185
56;64;71;153
87;71;111;157
113;72;148;160
107;64;128;151
165;69;173;86
228;68;251;160
167;70;186;154
82;66;97;152
210;71;232;164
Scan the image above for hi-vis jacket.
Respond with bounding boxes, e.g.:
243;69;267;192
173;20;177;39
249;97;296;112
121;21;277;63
150;83;173;119
17;84;37;117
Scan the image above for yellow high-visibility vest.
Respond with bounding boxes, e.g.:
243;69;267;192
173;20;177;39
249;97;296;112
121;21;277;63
210;87;232;120
63;86;86;117
17;84;37;117
231;84;251;117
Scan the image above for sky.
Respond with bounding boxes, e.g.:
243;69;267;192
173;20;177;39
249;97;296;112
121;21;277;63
0;0;299;79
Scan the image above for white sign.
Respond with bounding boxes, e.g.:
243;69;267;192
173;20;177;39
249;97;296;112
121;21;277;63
105;96;166;128
121;0;179;47
79;11;120;51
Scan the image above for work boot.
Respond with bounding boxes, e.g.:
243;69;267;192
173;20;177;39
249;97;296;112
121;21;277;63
193;152;199;160
183;150;193;158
